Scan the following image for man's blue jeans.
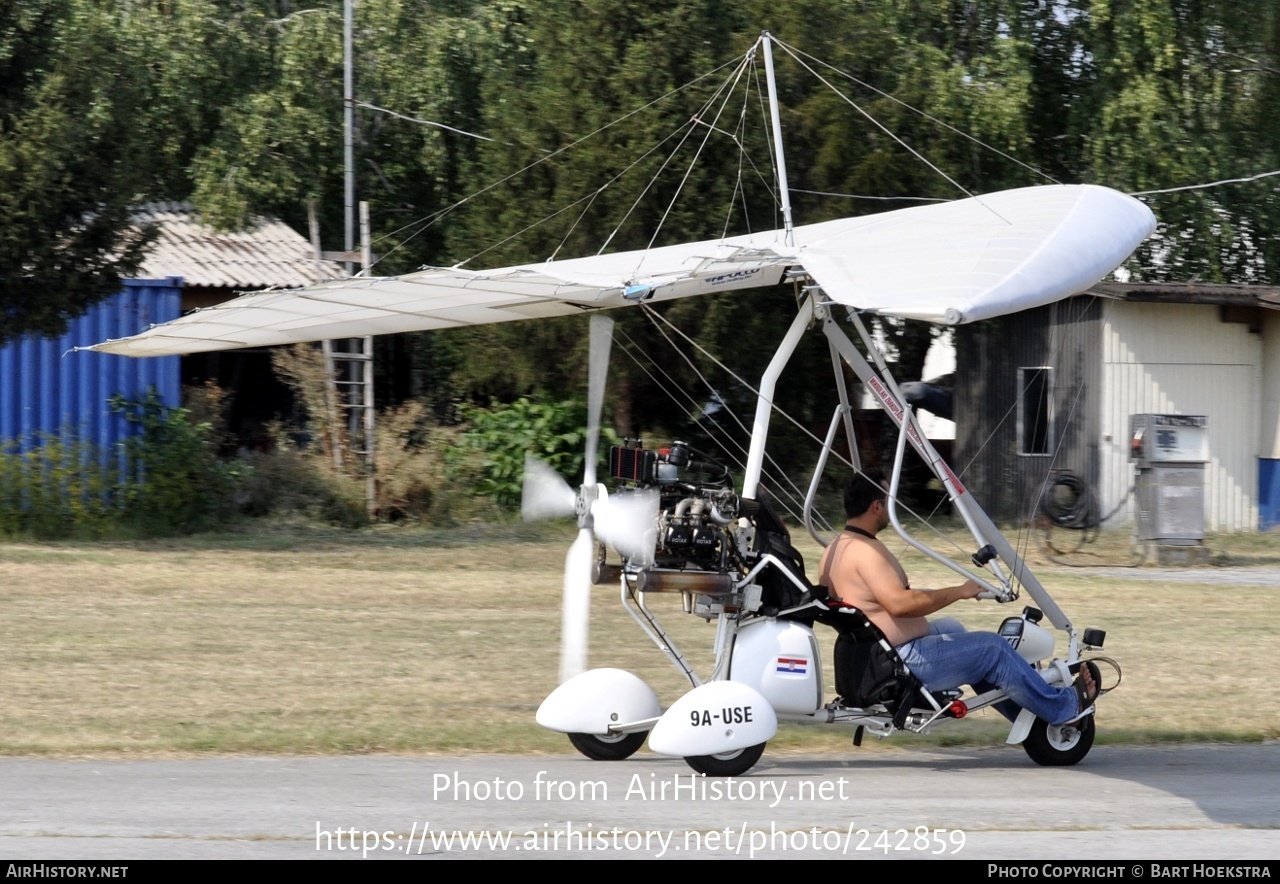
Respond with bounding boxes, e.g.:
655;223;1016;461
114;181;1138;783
897;619;1078;725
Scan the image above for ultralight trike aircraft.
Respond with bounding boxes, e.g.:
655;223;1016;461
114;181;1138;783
91;33;1154;777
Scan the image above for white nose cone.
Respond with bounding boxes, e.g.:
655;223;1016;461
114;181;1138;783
1011;621;1057;664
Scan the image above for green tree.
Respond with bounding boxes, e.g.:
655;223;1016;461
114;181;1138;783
1076;0;1280;282
189;0;490;271
0;0;156;342
0;0;300;342
127;0;283;201
41;0;1267;482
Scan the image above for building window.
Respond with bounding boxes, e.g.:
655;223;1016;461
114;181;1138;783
1018;366;1053;456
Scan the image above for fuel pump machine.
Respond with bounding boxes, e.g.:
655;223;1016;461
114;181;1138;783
1129;413;1209;563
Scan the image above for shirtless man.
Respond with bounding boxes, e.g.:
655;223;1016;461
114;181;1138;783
819;471;1097;725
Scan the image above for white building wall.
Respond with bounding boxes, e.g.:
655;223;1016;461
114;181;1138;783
1099;303;1262;531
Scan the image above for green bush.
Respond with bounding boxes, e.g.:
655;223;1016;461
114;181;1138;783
1;389;607;537
110;390;238;535
0;434;118;539
452;397;616;505
234;449;369;529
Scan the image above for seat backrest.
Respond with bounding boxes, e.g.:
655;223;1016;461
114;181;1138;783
829;606;911;709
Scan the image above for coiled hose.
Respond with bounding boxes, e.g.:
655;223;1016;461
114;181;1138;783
1033;471;1144;565
1038;472;1098;531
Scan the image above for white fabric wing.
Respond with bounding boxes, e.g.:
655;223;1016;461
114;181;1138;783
91;237;794;357
90;184;1153;356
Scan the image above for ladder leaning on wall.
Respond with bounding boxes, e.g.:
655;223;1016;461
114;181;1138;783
310;199;376;515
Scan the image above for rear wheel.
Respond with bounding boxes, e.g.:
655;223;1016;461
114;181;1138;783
684;742;766;777
1023;714;1095;766
567;731;647;761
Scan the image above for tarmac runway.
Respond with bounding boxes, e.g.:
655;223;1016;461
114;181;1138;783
3;742;1278;859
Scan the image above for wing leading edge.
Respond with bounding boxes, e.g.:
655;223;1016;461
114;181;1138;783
798;183;1156;324
90;184;1154;357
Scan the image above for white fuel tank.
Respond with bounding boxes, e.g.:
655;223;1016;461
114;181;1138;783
727;619;824;715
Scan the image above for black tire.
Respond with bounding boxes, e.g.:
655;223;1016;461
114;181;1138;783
567;731;647;761
1022;714;1095;766
684;742;766;777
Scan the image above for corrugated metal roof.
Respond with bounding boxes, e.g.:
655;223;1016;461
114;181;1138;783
132;202;344;290
1093;281;1280;309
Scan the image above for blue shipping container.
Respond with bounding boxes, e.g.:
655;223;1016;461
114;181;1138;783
0;277;182;453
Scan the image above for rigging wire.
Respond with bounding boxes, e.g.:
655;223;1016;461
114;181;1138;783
922;294;1096;581
774;33;1280;206
769;40;1007;224
749;57;785;233
773;38;1062;188
539;127;689;263
641;299;982;562
353;53;752;273
720;79;752;241
790;188;948;203
462;49;752;266
1026;295;1147;567
833;310;991;564
641;304;851;470
609;324;819;529
607;52;753;261
1129;168;1280;196
636;300;1007;563
634;306;831;530
1014;298;1084;573
718;59;779;239
339;37;1280;280
576;40;1128;574
939;292;1140;570
611;328;819;529
370;35;1175;572
353;100;496;143
459;169;666;267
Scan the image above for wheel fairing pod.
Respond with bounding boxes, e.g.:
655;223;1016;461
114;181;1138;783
536;668;660;735
648;681;777;757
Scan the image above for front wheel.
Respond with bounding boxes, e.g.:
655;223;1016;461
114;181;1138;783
1023;714;1095;766
568;731;647;761
684;742;766;777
